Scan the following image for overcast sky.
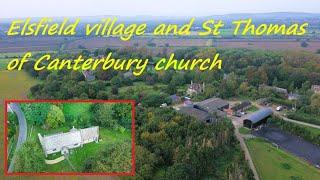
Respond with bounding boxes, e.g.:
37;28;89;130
1;0;320;18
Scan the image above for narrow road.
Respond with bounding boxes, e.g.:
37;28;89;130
8;103;27;173
273;111;320;129
230;116;260;180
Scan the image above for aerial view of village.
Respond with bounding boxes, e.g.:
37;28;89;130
5;101;133;173
1;0;320;179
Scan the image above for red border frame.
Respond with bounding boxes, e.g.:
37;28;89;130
4;99;136;176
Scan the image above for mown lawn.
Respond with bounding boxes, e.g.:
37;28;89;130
246;138;320;180
63;103;92;119
239;127;251;135
35;127;131;172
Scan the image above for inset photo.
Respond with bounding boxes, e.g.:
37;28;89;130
4;100;135;176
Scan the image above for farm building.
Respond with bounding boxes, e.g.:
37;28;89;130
195;97;229;113
243;108;273;129
38;126;99;157
231;101;252;114
169;94;181;104
177;106;214;123
288;92;300;100
177;97;229;123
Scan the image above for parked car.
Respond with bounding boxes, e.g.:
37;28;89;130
276;106;283;111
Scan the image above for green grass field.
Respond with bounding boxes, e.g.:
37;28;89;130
0;70;39;176
0;70;39;122
0;58;11;70
246;138;320;180
239;127;251;135
63;103;92;118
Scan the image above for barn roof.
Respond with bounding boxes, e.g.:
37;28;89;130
244;108;273;124
195;98;229;113
178;106;211;122
231;101;251;111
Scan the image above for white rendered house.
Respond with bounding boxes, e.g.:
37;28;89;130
38;126;99;157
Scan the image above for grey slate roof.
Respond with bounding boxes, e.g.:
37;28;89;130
231;101;251;111
38;126;99;154
245;108;273;123
178;106;211;122
195;98;229;113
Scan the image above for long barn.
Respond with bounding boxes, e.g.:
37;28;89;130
243;108;273;129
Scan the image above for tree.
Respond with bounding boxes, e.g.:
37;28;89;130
170;74;185;86
97;91;109;100
20;103;51;125
219;73;238;98
8;113;18;139
141;93;171;107
166;83;177;95
83;142;132;172
272;77;278;87
112;103;132;129
45;105;65;129
204;84;216;98
92;104;117;128
310;94;320;115
238;82;250;96
14;140;45;172
111;86;119;95
135;146;158;179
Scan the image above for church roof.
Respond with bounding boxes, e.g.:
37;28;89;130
39;126;99;152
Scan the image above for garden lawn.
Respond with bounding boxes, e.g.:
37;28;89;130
239;127;251;135
68;128;131;171
246;138;320;180
39;128;131;172
63;103;92;119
